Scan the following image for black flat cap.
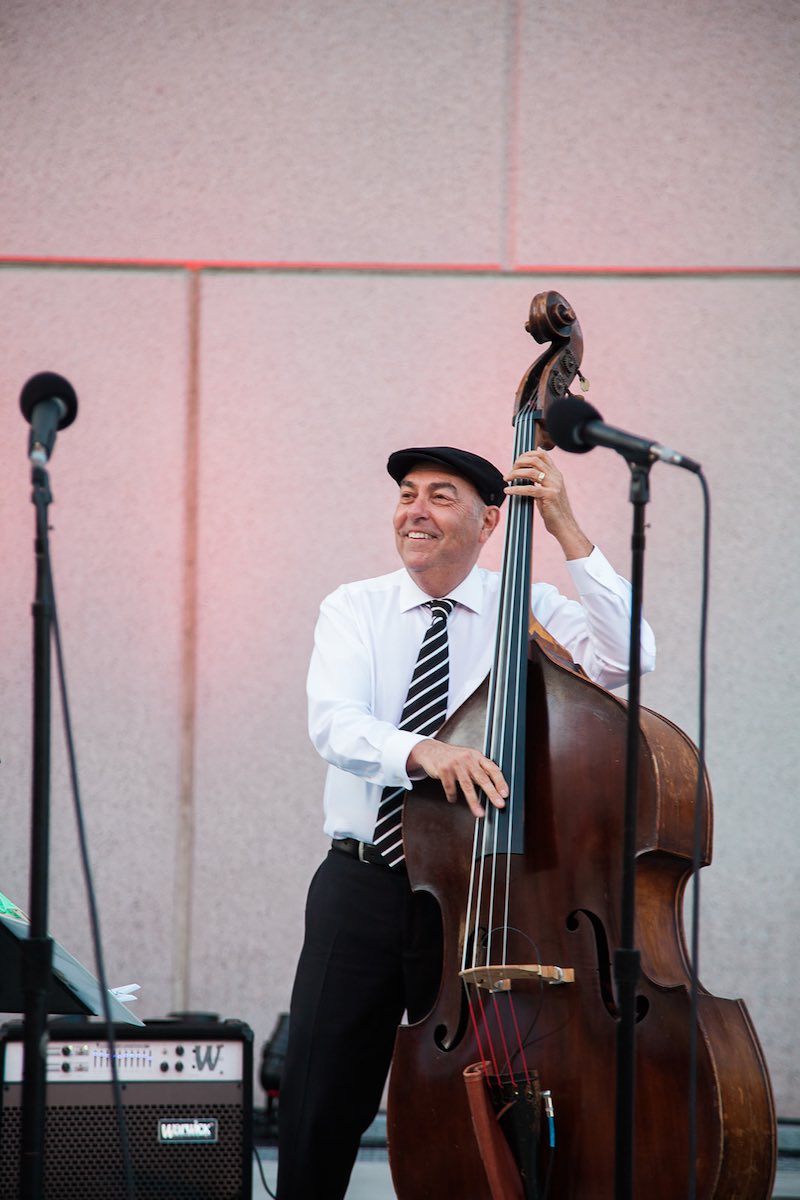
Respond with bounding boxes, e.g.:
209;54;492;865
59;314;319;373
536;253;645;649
387;446;506;507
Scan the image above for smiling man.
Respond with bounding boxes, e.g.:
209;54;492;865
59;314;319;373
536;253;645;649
276;444;655;1200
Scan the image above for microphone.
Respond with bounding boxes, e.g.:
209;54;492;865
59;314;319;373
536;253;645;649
19;372;78;465
546;395;701;473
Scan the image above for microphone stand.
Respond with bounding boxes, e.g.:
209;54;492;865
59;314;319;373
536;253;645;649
613;454;651;1200
20;462;57;1199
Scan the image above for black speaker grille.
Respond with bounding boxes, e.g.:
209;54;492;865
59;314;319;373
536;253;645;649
0;1100;248;1199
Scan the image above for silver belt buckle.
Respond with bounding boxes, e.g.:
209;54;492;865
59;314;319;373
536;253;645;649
358;841;367;863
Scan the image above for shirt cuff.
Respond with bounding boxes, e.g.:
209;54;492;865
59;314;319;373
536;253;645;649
565;545;625;595
381;728;429;788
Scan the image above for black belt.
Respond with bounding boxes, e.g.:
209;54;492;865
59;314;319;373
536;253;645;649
331;837;404;872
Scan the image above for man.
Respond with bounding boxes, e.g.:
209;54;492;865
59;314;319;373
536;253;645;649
277;444;655;1199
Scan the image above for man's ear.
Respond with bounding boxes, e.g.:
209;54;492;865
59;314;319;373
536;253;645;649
480;505;502;543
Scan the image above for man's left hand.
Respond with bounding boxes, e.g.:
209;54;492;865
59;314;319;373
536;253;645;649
504;448;593;561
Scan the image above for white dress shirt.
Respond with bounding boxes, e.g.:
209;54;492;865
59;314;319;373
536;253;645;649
307;546;656;842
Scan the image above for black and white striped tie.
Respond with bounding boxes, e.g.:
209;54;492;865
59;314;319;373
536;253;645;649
373;598;455;868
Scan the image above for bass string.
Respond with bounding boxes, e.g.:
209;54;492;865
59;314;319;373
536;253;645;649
461;406;531;973
462;404;539;1085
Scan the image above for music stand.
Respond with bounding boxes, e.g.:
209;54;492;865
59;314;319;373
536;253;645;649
0;897;142;1025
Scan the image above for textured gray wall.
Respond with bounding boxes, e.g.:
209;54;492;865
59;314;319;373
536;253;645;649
1;0;797;1119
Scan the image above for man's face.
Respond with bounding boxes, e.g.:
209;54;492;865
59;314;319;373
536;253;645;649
392;465;499;592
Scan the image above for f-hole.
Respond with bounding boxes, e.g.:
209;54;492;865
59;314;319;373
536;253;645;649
567;908;649;1022
434;925;487;1052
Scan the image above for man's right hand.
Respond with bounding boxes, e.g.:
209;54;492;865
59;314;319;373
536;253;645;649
406;740;508;819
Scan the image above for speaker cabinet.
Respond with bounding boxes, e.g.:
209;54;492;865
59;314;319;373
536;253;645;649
0;1017;253;1200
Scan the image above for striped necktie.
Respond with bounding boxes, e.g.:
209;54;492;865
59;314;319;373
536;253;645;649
373;597;455;868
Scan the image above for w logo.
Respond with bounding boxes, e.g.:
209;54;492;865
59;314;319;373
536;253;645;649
193;1044;223;1071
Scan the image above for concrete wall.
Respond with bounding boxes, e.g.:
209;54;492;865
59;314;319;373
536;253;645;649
1;0;797;1118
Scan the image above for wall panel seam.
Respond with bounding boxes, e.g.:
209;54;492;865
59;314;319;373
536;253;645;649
1;258;798;278
173;268;201;1012
502;0;524;271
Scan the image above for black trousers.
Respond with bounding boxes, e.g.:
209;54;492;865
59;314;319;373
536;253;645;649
276;846;443;1200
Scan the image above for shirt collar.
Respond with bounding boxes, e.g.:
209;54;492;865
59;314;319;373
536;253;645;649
397;564;485;615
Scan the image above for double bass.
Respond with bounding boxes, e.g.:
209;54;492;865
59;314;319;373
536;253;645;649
387;293;776;1198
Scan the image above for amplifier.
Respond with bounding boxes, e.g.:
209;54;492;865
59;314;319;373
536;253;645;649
0;1017;253;1200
